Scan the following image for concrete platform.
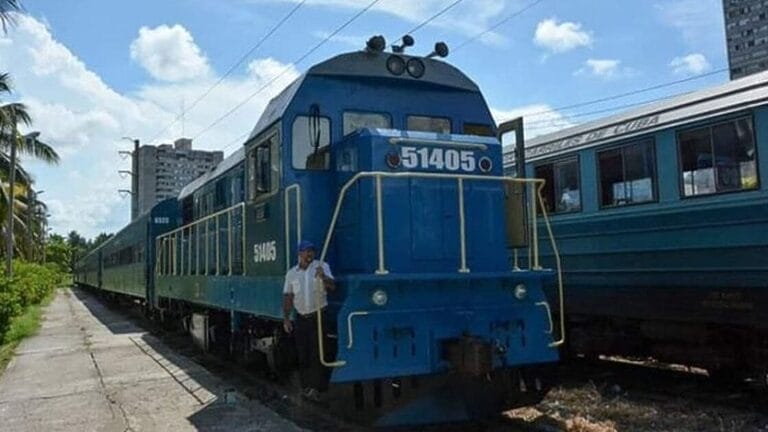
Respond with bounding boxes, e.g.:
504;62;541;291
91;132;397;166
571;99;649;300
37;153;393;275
0;288;306;432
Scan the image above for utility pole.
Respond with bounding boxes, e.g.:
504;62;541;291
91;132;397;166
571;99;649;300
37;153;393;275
119;138;140;220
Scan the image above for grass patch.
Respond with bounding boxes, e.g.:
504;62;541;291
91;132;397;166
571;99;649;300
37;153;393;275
0;290;56;376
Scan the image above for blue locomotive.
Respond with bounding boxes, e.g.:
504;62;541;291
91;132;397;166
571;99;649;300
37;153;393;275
505;71;768;384
75;36;564;425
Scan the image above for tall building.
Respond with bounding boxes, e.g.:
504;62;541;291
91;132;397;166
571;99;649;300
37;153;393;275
132;138;223;219
724;0;768;79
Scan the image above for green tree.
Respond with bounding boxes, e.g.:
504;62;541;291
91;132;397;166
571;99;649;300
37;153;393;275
67;230;88;273
90;232;113;249
44;234;71;274
0;73;59;273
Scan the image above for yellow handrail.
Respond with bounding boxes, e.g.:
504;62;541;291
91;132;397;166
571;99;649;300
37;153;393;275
536;182;566;347
315;171;566;367
156;202;246;277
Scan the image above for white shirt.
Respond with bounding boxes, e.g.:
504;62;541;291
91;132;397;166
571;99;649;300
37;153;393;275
283;260;334;315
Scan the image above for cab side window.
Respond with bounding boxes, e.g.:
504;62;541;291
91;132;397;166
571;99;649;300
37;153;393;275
248;132;280;200
292;116;330;170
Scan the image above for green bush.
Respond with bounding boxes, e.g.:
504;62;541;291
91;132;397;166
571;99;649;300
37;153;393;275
0;261;67;343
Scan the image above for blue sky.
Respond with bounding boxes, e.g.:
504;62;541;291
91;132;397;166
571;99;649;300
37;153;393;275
0;0;726;237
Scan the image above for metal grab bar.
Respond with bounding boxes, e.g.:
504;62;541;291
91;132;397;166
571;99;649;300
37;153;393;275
535;301;554;334
316;277;347;367
457;177;469;273
284;184;302;272
346;311;370;349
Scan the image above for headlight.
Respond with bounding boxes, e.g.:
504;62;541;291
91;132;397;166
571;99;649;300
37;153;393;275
406;58;425;78
372;289;388;306
514;284;527;300
386;55;406;76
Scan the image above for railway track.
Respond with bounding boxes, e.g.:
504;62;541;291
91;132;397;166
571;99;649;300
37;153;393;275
559;356;768;412
537;357;768;432
85;288;768;431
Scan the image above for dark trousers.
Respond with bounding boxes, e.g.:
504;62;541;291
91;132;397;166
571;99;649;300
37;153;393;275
294;310;330;391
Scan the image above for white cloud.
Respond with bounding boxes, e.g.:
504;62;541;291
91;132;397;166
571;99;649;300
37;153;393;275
247;57;291;80
534;18;592;53
574;58;635;79
491;104;576;140
129;24;211;82
0;15;298;237
669;53;711;75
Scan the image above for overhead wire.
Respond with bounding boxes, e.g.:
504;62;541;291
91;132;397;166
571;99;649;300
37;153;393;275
442;0;728;135
452;0;546;53
198;0;383;149
523;67;729;120
523;90;698;132
140;1;308;145
393;0;463;43
522;68;729;132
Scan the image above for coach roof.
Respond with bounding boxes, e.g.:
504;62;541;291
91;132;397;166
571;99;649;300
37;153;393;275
178;147;244;200
511;69;768;163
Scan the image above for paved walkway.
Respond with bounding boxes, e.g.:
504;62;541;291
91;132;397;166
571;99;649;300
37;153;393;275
0;288;305;432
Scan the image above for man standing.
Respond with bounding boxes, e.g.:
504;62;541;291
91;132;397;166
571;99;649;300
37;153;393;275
282;240;335;400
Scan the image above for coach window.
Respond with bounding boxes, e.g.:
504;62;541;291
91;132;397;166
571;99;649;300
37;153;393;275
292;115;330;170
407;115;451;134
248;132;280;200
343;111;391;136
678;117;758;197
535;158;581;213
598;139;656;208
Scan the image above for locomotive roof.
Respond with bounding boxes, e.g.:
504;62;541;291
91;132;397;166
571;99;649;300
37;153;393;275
509;69;768;163
247;50;480;141
179;50;481;200
178;147;244;199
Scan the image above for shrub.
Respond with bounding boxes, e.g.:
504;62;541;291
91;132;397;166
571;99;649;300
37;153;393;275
0;261;67;343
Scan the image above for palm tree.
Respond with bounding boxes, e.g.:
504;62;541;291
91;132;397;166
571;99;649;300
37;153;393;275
0;73;59;274
0;0;22;34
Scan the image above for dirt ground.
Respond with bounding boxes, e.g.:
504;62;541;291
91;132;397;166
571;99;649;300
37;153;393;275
505;365;768;432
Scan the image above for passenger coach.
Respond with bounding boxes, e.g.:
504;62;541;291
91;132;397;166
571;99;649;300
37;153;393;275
505;71;768;382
